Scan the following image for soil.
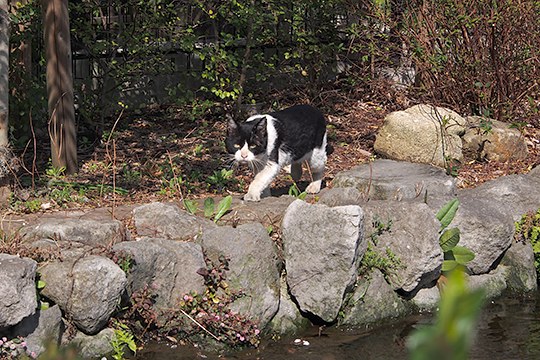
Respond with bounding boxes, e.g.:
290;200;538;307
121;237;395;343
6;87;540;214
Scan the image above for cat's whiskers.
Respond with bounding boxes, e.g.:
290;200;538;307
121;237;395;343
248;157;266;174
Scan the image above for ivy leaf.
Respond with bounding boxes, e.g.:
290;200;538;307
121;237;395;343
436;199;460;230
439;228;460;252
214;195;232;223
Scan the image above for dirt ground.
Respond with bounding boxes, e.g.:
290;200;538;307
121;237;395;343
7;87;540;214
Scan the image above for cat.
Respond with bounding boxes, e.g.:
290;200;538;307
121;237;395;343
226;104;328;201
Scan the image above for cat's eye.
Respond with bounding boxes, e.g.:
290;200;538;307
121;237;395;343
249;144;257;149
234;144;241;149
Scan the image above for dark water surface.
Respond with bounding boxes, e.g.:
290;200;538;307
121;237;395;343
138;293;540;360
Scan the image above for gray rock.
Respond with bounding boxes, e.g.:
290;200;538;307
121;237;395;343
458;173;540;222
21;218;125;247
200;223;281;328
267;274;310;335
462;116;528;162
132;202;216;241
374;104;465;167
332;160;456;207
12;305;63;357
113;239;206;314
282;200;365;323
501;240;537;293
469;266;509;299
411;285;440;311
0;254;37;328
39;256;127;334
362;201;442;294
318;187;365;207
340;270;410;326
453;191;515;274
220;195;296;227
70;328;115;359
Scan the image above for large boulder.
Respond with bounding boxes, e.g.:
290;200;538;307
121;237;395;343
500;240;537;293
12;305;63;357
113;239;206;314
39;256;127;334
281;200;365;323
457;172;540;222
340;270;411;326
267;275;310;335
200;223;281;328
21;218;126;248
70;328;115;359
0;254;37;328
362;201;442;295
132;202;217;241
453;189;517;275
374;104;466;167
220;195;296;227
462;116;528;162
331;159;457;207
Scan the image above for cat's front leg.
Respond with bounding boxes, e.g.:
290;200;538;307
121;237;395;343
244;162;280;201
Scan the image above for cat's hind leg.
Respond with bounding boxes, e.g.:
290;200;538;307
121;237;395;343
290;162;303;182
305;143;327;194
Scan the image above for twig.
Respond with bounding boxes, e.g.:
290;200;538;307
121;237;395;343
179;309;221;342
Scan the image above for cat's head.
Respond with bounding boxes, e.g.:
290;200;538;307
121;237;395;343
226;115;268;164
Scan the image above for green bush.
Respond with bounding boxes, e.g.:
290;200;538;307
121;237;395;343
515;208;540;276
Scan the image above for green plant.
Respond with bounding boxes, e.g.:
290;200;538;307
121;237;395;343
407;269;485;360
36;275;49;311
183;199;198;215
288;182;307;200
111;321;137;360
110;251;135;274
514;208;540;275
436;199;475;273
182;196;232;223
207;169;235;192
0;336;31;358
45;163;66;180
173;254;261;348
359;216;401;280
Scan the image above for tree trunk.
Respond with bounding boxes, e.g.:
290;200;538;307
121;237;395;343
0;0;9;147
43;0;77;174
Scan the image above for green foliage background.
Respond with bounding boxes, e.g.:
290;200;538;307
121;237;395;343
8;0;540;143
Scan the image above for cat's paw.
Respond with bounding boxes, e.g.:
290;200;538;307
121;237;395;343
305;180;322;194
243;191;261;202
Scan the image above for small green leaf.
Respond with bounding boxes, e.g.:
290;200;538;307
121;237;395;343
452;245;476;265
436;199;460;230
288;183;299;197
297;191;307;200
37;279;46;290
439;227;460;251
204;197;215;218
183;199;198;215
214;195;232;223
442;259;458;272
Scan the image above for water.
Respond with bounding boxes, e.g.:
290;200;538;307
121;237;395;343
138;293;540;360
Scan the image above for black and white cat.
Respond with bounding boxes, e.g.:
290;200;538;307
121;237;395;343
226;104;328;201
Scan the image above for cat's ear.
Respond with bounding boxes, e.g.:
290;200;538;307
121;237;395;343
254;116;267;133
226;114;238;132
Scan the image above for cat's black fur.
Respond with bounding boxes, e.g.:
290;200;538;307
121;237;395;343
226;104;328;201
